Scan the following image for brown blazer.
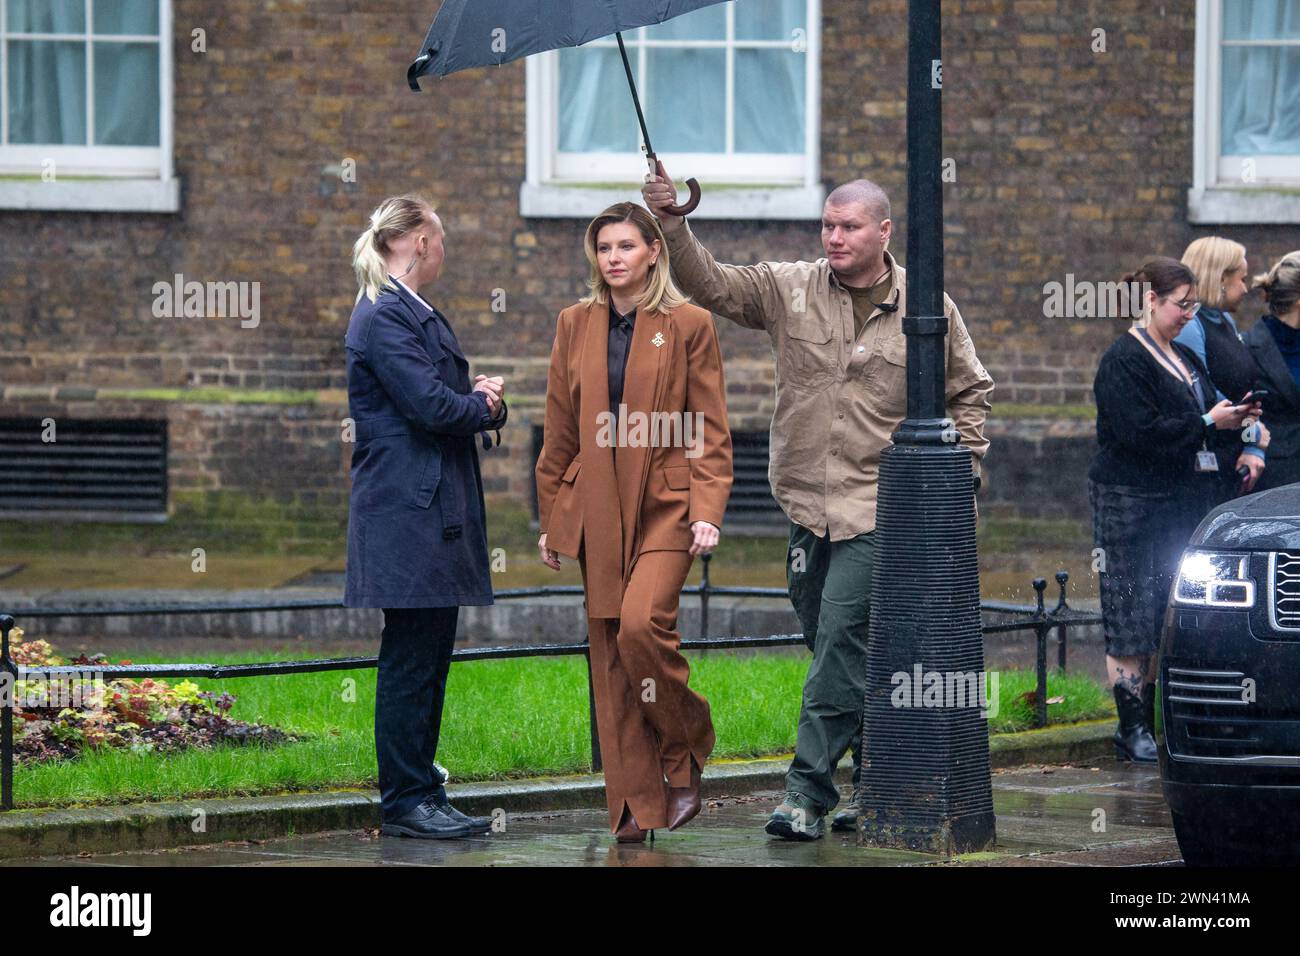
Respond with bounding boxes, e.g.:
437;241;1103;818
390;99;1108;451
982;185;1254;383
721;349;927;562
535;299;733;618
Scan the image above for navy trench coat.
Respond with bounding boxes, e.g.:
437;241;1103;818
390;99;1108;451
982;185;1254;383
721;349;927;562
343;279;505;608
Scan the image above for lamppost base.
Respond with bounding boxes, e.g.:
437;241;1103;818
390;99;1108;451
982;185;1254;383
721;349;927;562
858;440;996;856
858;808;997;856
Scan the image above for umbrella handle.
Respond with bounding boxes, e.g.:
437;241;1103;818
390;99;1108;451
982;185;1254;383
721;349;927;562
666;177;702;217
649;158;701;217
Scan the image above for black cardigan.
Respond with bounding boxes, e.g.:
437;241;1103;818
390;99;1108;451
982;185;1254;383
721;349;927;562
1244;317;1300;464
1089;332;1225;492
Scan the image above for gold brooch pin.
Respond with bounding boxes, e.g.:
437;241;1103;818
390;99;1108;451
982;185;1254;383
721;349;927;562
652;331;665;348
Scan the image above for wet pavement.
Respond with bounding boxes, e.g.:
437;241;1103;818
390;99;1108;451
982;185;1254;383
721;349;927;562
6;760;1182;867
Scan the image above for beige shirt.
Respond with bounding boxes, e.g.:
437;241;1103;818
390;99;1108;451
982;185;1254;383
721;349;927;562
661;219;994;541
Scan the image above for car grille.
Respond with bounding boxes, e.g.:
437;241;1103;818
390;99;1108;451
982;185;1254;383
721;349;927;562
1166;667;1251;708
1272;551;1300;631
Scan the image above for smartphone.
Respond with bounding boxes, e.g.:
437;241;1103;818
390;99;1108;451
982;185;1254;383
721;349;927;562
1240;389;1270;405
1237;464;1253;496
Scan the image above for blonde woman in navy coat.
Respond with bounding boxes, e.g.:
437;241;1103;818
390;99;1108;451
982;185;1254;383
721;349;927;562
344;194;507;839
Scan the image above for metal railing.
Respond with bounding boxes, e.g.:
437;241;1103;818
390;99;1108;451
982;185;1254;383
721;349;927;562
0;556;1099;811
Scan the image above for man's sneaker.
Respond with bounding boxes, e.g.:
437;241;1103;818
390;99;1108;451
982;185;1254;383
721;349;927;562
380;800;471;839
764;792;825;841
831;787;864;832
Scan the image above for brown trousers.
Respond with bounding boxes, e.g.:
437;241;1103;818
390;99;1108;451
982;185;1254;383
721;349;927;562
582;548;716;831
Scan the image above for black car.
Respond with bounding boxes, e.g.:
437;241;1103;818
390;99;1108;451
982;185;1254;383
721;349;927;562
1159;484;1300;866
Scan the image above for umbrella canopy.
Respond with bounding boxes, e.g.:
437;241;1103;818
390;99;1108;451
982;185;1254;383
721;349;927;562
406;0;733;216
407;0;730;84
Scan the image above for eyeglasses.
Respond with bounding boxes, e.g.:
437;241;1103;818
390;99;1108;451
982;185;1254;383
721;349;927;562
1161;296;1201;317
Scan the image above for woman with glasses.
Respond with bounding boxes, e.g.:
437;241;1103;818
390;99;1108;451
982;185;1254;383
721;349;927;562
1175;237;1268;500
1090;258;1261;762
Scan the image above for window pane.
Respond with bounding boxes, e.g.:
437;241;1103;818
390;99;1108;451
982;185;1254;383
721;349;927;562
94;0;161;36
646;48;725;152
94;41;160;145
558;46;639;152
734;49;804;153
736;0;806;42
648;4;726;41
6;41;87;144
7;0;85;33
1223;0;1300;42
1221;46;1300;155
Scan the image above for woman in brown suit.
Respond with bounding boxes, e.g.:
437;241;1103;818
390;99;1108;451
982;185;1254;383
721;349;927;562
535;202;733;842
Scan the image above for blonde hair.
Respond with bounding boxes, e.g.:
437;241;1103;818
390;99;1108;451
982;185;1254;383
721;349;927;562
1181;236;1247;310
580;202;688;315
1255;251;1300;319
352;194;436;303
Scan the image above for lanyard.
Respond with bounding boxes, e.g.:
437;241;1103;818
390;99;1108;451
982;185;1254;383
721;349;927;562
1137;328;1205;413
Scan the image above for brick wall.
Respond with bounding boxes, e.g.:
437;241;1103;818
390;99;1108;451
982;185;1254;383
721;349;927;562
1;0;1295;527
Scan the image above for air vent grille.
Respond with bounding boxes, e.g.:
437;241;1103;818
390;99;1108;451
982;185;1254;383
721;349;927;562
0;418;168;520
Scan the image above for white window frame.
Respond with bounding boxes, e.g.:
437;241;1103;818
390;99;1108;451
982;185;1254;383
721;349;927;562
0;0;178;212
1190;0;1300;224
522;0;824;220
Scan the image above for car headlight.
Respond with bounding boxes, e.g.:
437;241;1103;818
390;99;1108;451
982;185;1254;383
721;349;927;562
1173;551;1255;608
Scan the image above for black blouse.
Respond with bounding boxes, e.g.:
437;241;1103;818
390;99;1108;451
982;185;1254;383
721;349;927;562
608;302;636;420
1089;332;1220;491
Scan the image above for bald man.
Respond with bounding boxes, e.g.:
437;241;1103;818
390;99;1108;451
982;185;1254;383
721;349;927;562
643;170;994;840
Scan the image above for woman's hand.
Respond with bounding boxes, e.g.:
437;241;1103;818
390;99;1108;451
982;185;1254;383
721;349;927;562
1246;420;1271;450
1208;398;1262;431
537;533;561;571
689;521;720;556
474;375;504;416
1237;453;1265;493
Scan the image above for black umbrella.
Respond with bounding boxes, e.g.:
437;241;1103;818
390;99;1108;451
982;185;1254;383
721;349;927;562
407;0;733;215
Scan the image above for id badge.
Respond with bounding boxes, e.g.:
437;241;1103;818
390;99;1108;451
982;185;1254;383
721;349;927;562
1195;450;1219;473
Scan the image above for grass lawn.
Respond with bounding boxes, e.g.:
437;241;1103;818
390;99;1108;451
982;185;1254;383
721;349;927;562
10;651;1114;810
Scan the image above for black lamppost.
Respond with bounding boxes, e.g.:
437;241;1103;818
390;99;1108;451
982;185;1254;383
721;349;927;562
858;0;996;855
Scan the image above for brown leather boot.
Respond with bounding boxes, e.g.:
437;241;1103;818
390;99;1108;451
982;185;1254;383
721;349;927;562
614;805;651;843
667;759;703;831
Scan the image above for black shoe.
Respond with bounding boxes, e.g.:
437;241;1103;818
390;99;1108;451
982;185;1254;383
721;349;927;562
428;788;493;835
1113;684;1157;763
426;762;491;834
381;800;472;839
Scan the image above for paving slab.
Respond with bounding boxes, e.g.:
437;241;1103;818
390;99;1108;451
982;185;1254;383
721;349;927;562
2;761;1181;867
0;722;1119;861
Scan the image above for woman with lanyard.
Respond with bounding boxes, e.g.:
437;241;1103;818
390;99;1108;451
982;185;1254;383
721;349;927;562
1175;236;1268;500
1089;258;1261;762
